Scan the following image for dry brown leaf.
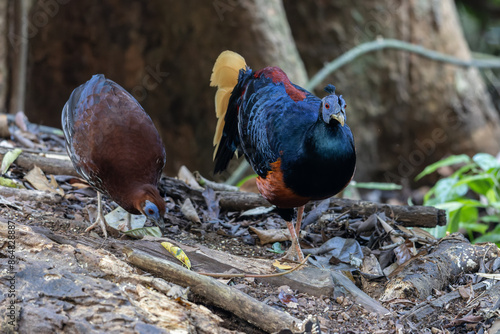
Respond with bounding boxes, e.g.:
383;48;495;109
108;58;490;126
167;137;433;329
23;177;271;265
181;198;201;223
25;166;64;196
361;253;384;277
178;165;203;190
458;285;473;300
249;226;291;245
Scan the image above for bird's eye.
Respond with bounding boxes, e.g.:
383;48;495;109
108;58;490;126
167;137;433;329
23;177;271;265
325;103;330;109
148;209;155;215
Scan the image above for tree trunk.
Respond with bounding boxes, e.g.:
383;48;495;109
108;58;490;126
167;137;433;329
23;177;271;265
0;0;8;113
20;0;500;183
25;0;306;177
284;0;500;183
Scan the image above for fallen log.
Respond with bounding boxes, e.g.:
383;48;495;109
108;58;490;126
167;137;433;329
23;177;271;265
159;177;446;228
0;185;62;203
0;221;230;333
0;147;77;177
381;233;500;301
125;247;305;333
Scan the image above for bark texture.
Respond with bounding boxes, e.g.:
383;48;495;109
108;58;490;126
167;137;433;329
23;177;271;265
25;0;306;177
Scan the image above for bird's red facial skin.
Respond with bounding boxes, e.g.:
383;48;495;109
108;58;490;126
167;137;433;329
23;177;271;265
256;159;310;208
255;67;306;102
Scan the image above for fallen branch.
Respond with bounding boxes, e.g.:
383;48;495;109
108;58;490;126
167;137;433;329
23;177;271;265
381;233;500;301
330;270;391;316
0;185;62;203
124;247;303;333
159;176;270;211
403;281;490;322
305;38;500;91
198;255;310;278
0;147;77;176
159;176;446;227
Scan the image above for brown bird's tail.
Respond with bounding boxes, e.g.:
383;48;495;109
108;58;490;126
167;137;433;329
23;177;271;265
210;50;247;160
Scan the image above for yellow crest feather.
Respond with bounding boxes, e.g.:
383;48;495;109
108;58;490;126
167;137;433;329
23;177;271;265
210;51;246;160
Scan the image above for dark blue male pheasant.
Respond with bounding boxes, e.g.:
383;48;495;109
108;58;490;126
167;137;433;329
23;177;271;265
211;51;356;261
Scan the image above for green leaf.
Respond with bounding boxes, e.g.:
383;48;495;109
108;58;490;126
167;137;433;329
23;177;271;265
267;242;285;254
486;188;500;204
457;205;478;225
460;222;488;234
473;153;500;171
123;226;162;238
349;182;402;190
480;215;500;224
473;233;500;244
447;208;463;233
0;176;22;188
236;174;257;187
424;177;468;205
1;148;22;175
454;198;486;208
424;225;448;239
415;154;471;180
433;201;464;212
451;163;475;178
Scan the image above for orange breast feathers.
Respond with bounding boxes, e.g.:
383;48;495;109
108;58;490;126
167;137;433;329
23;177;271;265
255;159;310;208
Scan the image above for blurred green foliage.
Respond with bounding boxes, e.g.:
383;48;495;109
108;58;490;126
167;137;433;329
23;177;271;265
417;153;500;245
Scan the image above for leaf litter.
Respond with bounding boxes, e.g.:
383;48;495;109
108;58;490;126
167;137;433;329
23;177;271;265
0;116;498;333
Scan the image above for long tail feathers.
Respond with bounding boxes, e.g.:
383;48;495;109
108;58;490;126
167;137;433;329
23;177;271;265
210;51;246;160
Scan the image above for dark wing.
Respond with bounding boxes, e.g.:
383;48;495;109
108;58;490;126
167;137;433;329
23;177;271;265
238;72;319;178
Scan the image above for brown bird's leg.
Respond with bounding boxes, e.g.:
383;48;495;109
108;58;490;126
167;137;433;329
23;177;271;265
283;219;305;262
295;205;305;236
117;213;132;232
85;192;108;238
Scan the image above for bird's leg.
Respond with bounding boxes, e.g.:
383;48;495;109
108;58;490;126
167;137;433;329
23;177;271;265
295;205;305;236
117;213;133;231
126;213;132;230
283;220;305;262
85;192;108;238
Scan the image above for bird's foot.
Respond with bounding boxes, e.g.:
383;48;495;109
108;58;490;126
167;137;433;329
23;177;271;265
281;220;305;263
117;213;132;232
281;239;305;263
85;212;109;238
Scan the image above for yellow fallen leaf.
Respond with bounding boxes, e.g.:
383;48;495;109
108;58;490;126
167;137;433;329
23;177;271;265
272;260;292;270
161;242;191;270
0;176;22;188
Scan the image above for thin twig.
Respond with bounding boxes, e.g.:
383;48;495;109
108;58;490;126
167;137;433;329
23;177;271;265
305;38;500;91
225;159;251;186
198;254;310;278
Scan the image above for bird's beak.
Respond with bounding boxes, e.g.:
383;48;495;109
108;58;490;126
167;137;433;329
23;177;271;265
153;216;166;235
331;113;345;127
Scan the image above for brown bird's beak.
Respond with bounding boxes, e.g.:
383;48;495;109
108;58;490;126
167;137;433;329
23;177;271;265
331;113;345;127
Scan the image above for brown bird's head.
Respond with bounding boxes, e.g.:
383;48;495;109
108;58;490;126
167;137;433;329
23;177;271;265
133;184;166;233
